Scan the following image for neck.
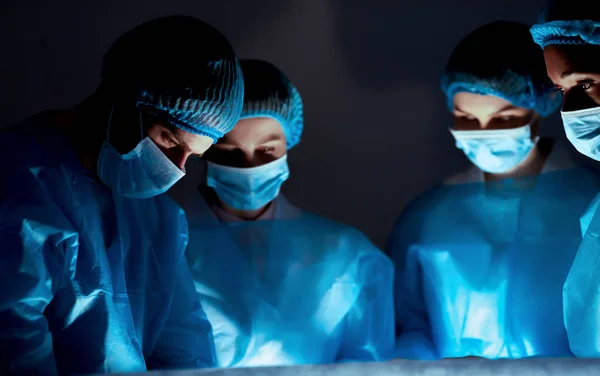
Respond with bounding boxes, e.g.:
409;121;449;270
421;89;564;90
219;199;273;221
57;95;109;173
484;138;554;182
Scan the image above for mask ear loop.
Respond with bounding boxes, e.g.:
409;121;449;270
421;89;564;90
106;104;115;142
137;106;144;140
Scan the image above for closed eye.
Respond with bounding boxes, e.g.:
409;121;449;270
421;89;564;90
162;132;178;147
258;146;275;154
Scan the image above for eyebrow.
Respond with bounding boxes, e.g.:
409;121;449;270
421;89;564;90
258;133;284;144
453;103;517;115
561;70;575;79
217;133;284;148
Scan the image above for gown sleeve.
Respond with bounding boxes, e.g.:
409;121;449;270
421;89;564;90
0;161;78;374
147;210;217;369
336;230;395;362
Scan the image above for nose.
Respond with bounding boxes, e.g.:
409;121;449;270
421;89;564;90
478;118;492;129
237;150;261;168
162;148;191;171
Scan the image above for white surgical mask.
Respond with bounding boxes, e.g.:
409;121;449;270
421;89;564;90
97;106;185;199
450;123;539;174
561;106;600;162
206;155;290;211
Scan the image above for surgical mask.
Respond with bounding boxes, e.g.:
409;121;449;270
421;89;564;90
561;106;600;162
97;106;185;199
450;123;538;174
206;155;290;211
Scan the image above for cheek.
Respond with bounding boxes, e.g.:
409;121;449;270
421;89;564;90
274;147;287;159
589;87;600;107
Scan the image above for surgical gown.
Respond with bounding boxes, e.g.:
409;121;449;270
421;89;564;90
563;191;600;357
0;112;216;375
388;143;600;360
184;190;394;367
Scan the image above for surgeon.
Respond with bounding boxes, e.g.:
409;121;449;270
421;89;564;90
388;21;600;360
0;16;244;374
530;0;600;358
184;59;394;367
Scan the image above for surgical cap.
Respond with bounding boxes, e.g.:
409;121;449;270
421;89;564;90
530;0;600;49
101;15;244;142
239;59;303;149
441;21;561;117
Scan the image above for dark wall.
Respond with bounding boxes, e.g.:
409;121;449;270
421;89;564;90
0;0;566;247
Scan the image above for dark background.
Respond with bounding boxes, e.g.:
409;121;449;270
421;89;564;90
0;0;570;247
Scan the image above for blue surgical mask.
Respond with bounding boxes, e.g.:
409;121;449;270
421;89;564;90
561;106;600;162
450;123;538;174
206;155;290;211
97;106;185;199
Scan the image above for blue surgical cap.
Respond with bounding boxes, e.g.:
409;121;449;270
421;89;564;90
531;20;600;48
441;21;561;117
530;0;600;49
239;59;303;149
101;15;244;143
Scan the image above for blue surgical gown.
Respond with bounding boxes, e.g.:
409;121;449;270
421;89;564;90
563;192;600;357
0;113;216;374
388;157;600;360
184;191;394;367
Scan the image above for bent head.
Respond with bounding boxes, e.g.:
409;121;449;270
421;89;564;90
93;15;243;198
442;21;553;174
543;44;600;111
529;0;600;161
204;60;302;216
453;92;539;132
205;117;287;168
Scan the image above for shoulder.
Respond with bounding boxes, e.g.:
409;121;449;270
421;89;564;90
154;193;186;217
297;211;390;261
145;194;189;242
385;184;451;258
542;139;578;172
390;184;448;232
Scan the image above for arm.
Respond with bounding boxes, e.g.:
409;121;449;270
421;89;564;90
147;211;216;369
336;235;395;362
387;206;439;360
0;190;76;374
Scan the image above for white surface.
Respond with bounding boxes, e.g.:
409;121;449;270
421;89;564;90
106;358;600;376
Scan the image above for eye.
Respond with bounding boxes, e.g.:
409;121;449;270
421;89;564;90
581;82;595;91
498;115;515;122
554;87;565;93
162;132;178;147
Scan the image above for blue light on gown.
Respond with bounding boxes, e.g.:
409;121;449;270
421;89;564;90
388;163;600;360
184;192;395;367
564;191;600;357
0;113;215;374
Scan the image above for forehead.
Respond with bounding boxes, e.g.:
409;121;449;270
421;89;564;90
543;45;572;81
453;92;517;113
544;44;600;80
221;117;285;143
